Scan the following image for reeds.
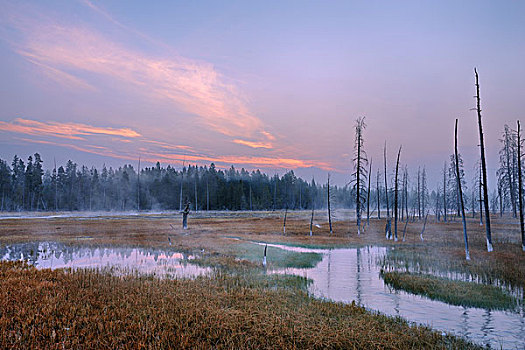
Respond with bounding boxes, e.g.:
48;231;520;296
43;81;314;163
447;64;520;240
381;271;521;311
0;261;481;349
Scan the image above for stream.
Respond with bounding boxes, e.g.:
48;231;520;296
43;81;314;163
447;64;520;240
1;241;523;348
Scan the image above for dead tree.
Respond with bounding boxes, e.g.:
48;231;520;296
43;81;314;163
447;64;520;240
310;178;315;236
394;146;402;241
376;169;381;219
384;142;391;239
417;167;421;219
327;173;333;234
455;119;470;260
352;117;368;235
479;163;483;225
137;157;141;211
421;167;427;217
283;207;288;234
310;201;315;236
404;166;409;222
518;120;525;251
367;159;372;226
443;162;447;222
475;68;493;252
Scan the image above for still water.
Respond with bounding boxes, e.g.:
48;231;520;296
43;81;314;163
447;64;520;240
268;244;524;349
1;241;523;348
0;241;211;278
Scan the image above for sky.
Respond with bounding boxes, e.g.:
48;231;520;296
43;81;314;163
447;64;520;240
0;0;524;187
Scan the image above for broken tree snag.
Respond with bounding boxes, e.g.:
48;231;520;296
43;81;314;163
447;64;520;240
263;244;267;267
394;146;401;241
475;68;493;252
518;120;525;251
402;218;408;242
327;173;333;234
420;213;428;241
283;207;288;235
455;119;470;260
182;202;190;229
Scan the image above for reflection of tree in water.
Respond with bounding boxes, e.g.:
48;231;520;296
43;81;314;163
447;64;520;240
0;242;186;268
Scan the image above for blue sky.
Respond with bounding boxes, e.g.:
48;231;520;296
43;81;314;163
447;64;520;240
0;0;524;187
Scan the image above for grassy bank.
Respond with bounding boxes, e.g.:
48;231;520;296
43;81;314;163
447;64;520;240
0;261;481;349
381;271;521;311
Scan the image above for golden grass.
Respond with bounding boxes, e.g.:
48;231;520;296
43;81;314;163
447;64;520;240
0;211;523;289
0;261;481;349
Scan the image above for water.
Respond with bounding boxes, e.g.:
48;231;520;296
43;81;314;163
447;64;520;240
270;245;525;349
0;242;211;279
2;241;523;348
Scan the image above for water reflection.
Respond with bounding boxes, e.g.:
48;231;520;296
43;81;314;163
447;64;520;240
0;242;211;279
272;245;524;349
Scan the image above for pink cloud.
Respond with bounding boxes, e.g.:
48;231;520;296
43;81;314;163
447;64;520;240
0;118;141;140
2;7;274;144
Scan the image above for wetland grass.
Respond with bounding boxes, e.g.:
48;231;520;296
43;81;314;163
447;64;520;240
381;271;521;311
0;261;481;349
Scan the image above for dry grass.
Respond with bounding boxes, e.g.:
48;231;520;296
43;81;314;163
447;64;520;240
0;261;481;349
0;211;523;289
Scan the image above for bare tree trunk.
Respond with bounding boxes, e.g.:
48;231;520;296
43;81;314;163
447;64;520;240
137;157;141;211
377;169;381;219
394;146;401;241
283;207;287;235
443;162;447;223
479;164;483;225
404;166;409;222
417;167;421;220
420;213;428;241
310;202;315;236
327;173;333;234
384;142;391;239
367;160;372;226
356;122;362;234
455;119;470;260
54;157;58;211
517;120;525;251
475;68;493;252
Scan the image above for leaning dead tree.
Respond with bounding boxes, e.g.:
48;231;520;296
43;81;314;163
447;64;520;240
384;142;392;239
518;121;525;251
394;146;401;241
474;68;493;252
352;117;368;235
455;119;470;260
327;173;333;234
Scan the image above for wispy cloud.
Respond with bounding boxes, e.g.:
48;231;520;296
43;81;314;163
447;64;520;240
1;3;274;144
233;139;273;149
0;118;141;140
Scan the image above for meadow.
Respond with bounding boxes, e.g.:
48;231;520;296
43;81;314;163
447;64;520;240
0;209;523;348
